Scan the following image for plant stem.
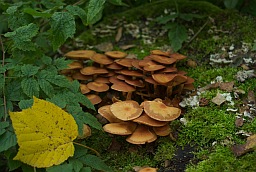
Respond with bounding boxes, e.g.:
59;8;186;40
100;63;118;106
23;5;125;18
174;0;179;14
0;35;7;121
73;142;100;156
33;167;36;172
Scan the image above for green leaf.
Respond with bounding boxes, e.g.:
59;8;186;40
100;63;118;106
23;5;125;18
21;77;39;97
156;14;178;24
0;130;17;152
80;167;91;172
166;23;188;52
18;99;33;109
53;58;71;70
50;12;76;50
69;159;83;172
38;79;54;97
8;156;22;171
87;0;106;25
80;155;112;172
75;93;95;110
48;94;67;108
41;56;53;65
0;122;9;136
4;23;39;51
0;74;4;90
21;64;40;77
68;80;80;93
47;74;69;87
224;0;238;9
252;43;256;51
66;5;87;25
23;8;52;18
46;163;73;172
74;111;102;131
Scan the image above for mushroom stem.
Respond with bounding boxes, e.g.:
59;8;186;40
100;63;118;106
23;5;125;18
166;86;173;98
126;91;133;100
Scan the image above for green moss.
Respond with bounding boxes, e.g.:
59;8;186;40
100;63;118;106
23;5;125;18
154;138;176;163
177;107;238;147
242;118;256;133
237;78;256;93
186;146;256;172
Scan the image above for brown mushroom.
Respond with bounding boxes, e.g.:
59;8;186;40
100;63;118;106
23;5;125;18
65;50;96;60
151;49;172;57
115;58;134;68
105;51;127;59
111;81;136;100
80;84;90;94
153;124;171;136
103;122;137;135
98;105;123;123
152;73;177;84
150;54;177;65
143;101;181;121
133;112;168;127
86;94;102;105
110;100;143;121
80;66;108;75
87;82;109;92
126;125;157;144
90;53;113;67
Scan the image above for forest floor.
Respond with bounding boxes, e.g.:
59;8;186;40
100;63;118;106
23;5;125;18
62;2;256;172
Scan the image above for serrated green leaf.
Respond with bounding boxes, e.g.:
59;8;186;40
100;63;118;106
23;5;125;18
4;23;39;51
0;130;17;152
69;159;83;172
8;12;34;30
46;163;73;172
50;12;76;50
156;14;178;24
74;144;88;159
48;94;67;108
224;0;238;9
38;79;54;97
80;167;91;172
87;0;106;25
23;8;52;18
80;155;112;172
6;80;24;101
68;80;80;93
41;56;53;65
8;157;22;171
66;5;87;25
6;6;18;14
74;111;102;131
47;74;70;87
21;64;40;77
0;74;4;90
21;77;39;97
75;93;95;110
53;58;71;70
18;99;33;109
167;23;188;52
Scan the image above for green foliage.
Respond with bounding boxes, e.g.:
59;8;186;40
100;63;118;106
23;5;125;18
0;0;126;171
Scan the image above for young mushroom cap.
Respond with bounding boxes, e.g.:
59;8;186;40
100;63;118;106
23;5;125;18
126;125;157;144
151;49;172;57
98;105;123;123
72;72;93;81
138;167;158;172
111;81;136;92
86;94;102;105
153;124;171;136
133;112;168;127
67;61;84;69
65;50;96;60
150;54;177;65
120;69;144;77
143;64;165;72
143;101;181;121
87;82;109;92
80;66;108;75
115;58;134;68
90;53;114;65
152;73;177;84
105;51;127;59
110;100;143;121
94;77;111;84
80;84;91;94
103;122;137;135
170;53;187;60
106;62;123;70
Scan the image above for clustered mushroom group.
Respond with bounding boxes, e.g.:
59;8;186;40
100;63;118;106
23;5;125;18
62;49;194;144
63;49;194;105
98;99;181;144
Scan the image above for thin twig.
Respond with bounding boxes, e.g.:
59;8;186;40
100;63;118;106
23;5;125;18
0;35;7;121
73;142;100;156
184;18;209;48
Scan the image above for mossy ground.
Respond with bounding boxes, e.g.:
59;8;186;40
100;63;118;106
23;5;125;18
76;2;256;171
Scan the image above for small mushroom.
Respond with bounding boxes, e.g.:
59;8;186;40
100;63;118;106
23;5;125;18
110;100;143;121
80;84;90;94
126;125;157;144
65;50;96;60
153;124;171;136
103;122;137;135
105;51;127;59
90;53;113;67
86;94;102;105
133;112;168;127
87;81;109;92
98;105;123;123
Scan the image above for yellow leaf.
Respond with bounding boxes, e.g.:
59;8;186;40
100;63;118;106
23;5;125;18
9;96;78;168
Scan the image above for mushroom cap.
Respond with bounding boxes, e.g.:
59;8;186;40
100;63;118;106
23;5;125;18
80;66;108;75
126;125;157;144
67;61;83;69
143;101;181;121
143;64;165;72
172;74;187;86
77;124;91;139
133;112;168;127
115;58;134;68
111;81;136;92
80;83;90;94
86;94;102;105
72;72;93;81
98;105;123;123
87;82;109;92
138;59;156;67
158;67;177;73
120;69;144;77
90;53;114;65
150;54;177;65
94;77;110;84
125;78;145;88
105;51;127;59
151;49;172;57
131;60;143;70
65;50;96;60
153;124;171;136
109;75;123;84
139;167;158;172
144;77;159;85
110;100;143;121
103;122;137;135
170;53;187;60
152;73;177;84
106;62;123;70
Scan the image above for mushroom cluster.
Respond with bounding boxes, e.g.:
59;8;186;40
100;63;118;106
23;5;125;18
63;49;194;105
98;99;181;144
